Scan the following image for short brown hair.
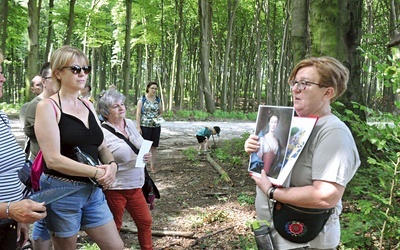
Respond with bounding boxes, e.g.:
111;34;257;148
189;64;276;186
288;56;349;102
146;82;158;93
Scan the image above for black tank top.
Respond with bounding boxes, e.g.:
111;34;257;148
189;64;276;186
44;92;103;183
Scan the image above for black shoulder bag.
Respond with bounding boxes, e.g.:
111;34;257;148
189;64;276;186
101;124;160;209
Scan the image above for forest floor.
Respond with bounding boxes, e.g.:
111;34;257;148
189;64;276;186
10;118;258;250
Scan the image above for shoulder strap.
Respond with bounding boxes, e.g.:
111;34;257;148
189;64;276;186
79;97;91;109
102;123;139;155
141;95;146;113
48;98;61;114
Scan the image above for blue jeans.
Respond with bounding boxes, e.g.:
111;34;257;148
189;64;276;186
40;175;113;238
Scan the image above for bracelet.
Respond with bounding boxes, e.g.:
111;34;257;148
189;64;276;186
93;167;99;178
267;187;274;198
6;201;11;219
109;160;119;171
269;187;277;201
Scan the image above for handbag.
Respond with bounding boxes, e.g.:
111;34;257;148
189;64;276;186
18;99;58;193
142;166;160;210
102;123;160;209
30;150;45;192
273;202;334;243
18;160;33;196
18;140;44;195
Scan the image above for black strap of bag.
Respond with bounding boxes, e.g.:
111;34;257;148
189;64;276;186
101;123;160;200
102;123;139;154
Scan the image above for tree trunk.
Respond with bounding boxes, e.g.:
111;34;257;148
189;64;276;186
64;0;76;45
199;0;215;113
254;0;262;107
27;0;40;101
176;0;184;110
276;0;291;105
123;0;132;104
44;0;54;61
222;0;238;111
135;45;144;101
290;0;308;65
0;0;8;55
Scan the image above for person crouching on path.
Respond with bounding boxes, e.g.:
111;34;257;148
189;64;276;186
196;126;221;155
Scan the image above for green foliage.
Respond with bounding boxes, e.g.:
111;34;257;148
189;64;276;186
0;102;21;115
162;110;174;119
237;192;255;206
176;110;192;119
213;133;250;166
334;104;400;249
232;234;257;250
246;112;258;121
77;243;100;250
182;147;200;162
193;110;209;120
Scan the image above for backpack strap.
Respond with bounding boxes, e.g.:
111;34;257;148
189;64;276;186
141;95;146;113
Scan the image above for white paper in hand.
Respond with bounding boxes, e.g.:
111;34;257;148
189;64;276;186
136;139;153;168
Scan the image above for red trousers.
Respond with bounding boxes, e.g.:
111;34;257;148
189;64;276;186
104;189;153;250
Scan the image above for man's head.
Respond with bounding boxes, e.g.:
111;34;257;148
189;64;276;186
31;75;43;96
81;84;91;96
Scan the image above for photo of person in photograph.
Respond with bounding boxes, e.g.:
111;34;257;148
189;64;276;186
248;106;293;180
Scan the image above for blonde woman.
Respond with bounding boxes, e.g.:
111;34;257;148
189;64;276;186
35;46;123;250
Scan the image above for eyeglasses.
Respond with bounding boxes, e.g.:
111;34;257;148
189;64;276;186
289;79;325;91
43;76;52;80
61;65;91;75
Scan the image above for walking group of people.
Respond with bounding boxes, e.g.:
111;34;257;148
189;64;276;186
0;46;162;250
1;44;360;250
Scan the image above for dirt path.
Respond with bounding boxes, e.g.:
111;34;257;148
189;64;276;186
10;118;257;249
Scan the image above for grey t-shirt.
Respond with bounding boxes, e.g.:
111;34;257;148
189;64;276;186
255;114;360;249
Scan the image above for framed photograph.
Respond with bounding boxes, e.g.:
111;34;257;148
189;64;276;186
248;105;294;182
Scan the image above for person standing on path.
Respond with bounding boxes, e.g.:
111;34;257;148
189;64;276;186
98;89;153;250
0;50;47;249
34;45;123;250
23;62;58;250
136;81;163;173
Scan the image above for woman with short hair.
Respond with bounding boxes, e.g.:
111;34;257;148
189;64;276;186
98;89;153;250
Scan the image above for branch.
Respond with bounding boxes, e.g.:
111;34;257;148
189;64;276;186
205;152;232;183
189;226;234;247
121;222;195;238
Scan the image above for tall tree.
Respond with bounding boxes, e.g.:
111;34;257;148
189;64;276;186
123;0;132;103
291;0;363;110
0;0;8;55
64;0;76;45
176;0;184;110
44;0;54;61
222;0;239;111
198;0;215;113
27;0;40;101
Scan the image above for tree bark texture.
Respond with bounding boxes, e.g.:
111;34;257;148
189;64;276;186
64;0;76;45
123;0;132;104
27;0;40;101
199;0;215;113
